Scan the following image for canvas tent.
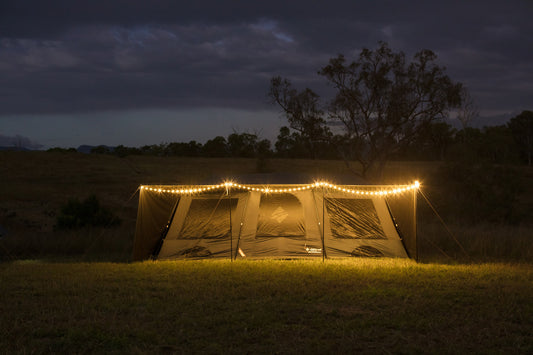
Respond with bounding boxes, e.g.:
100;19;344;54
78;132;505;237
132;180;418;261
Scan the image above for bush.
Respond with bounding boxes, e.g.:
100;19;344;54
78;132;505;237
47;147;77;153
55;195;121;230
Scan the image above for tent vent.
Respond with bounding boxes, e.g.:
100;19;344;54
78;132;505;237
351;245;384;257
178;246;212;258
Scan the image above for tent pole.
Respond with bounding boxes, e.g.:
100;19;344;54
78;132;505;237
414;186;418;262
227;186;233;262
233;192;249;260
322;186;326;262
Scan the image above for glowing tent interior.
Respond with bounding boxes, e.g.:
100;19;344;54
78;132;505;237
132;180;419;261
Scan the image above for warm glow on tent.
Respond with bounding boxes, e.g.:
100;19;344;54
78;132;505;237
133;179;419;261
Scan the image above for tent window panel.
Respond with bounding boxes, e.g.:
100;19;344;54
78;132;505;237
256;193;305;238
179;197;238;239
325;198;386;239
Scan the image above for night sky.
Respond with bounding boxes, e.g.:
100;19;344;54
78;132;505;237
1;0;532;149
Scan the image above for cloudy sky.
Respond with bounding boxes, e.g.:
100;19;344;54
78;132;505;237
1;0;532;148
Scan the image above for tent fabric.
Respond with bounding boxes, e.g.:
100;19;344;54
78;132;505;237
386;193;417;259
132;189;178;261
256;193;305;238
325;198;386;239
133;183;417;261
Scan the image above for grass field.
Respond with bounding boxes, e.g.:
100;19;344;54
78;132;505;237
1;259;532;354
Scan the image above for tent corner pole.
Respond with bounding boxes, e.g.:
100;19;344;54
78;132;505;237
414;187;418;263
322;186;326;262
227;186;233;262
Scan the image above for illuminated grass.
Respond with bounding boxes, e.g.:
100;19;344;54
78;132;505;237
1;259;531;354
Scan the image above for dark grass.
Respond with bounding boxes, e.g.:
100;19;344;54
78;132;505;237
1;259;532;354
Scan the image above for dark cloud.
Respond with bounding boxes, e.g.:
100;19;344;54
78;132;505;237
0;19;315;114
0;0;532;118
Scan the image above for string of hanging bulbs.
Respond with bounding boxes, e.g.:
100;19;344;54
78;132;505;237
140;180;420;196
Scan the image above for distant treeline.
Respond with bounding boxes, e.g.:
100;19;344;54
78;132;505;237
48;111;533;166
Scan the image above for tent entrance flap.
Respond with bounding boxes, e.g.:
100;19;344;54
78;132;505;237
151;196;181;258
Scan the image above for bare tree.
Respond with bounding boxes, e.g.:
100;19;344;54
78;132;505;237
319;43;463;180
270;42;463;180
268;76;331;159
456;87;479;130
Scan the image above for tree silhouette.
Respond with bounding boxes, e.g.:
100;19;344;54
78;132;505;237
508;110;533;165
270;42;463;180
268;76;331;159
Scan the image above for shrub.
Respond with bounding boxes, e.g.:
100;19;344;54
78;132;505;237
55;195;121;230
47;147;77;153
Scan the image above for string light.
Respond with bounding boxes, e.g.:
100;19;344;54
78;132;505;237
140;180;420;196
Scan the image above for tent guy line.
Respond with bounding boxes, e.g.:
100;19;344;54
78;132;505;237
140;180;420;196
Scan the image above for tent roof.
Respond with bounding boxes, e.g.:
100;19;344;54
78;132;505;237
201;173;367;185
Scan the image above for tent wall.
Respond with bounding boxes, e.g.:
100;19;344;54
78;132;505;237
236;190;323;259
158;192;244;259
315;190;408;258
132;189;179;261
133;183;417;261
386;190;417;259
